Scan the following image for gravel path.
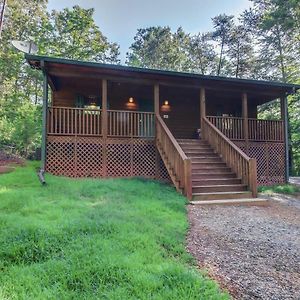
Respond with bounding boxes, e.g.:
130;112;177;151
187;196;300;299
290;177;300;186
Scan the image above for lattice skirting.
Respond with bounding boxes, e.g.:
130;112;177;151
46;136;170;181
235;141;286;186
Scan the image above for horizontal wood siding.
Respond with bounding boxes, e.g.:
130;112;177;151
160;87;200;139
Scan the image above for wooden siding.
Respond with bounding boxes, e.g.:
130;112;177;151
160;86;200;139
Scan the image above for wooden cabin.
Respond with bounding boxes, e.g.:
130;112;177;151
26;55;300;201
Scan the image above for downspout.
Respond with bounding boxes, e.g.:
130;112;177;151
283;94;289;183
39;60;48;184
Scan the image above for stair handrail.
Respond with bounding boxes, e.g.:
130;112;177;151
156;115;192;199
202;117;257;197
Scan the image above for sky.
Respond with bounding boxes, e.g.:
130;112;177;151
47;0;252;62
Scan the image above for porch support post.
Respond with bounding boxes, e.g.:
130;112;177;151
242;92;249;154
154;84;160;116
200;87;206;132
41;63;48;172
102;79;108;177
280;96;289;182
154;84;160;179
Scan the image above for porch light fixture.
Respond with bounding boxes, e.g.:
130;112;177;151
126;96;137;110
161;100;171;112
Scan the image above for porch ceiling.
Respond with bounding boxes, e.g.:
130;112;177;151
26;54;300;105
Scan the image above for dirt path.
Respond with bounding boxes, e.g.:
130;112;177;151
187;196;300;299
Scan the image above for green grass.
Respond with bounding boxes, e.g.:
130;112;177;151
0;162;228;299
258;184;300;195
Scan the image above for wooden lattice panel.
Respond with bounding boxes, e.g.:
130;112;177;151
157;155;171;182
268;143;285;184
133;140;156;177
46;135;172;182
235;141;285;186
107;139;131;177
47;136;75;177
76;137;103;177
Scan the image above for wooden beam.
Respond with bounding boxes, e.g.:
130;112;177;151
102;79;108;177
242;92;249;154
154;84;160;116
200;87;206;130
280;96;289;182
47;75;57;91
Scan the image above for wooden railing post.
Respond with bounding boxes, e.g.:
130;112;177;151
184;159;192;200
102;79;108;176
249;159;257;197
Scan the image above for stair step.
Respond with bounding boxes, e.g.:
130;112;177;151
192;184;247;193
192;167;232;174
192;172;236;179
192;191;253;201
190;157;222;163
192;162;227;168
187;153;218;158
190;198;268;206
192;178;242;185
184;149;214;154
180;145;211;149
177;139;205;142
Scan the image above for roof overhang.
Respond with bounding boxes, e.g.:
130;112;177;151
26;54;300;104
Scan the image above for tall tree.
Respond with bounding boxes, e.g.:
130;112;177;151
248;0;300;174
211;14;234;76
0;2;120;156
126;26;190;71
186;33;217;75
47;5;120;63
226;24;255;78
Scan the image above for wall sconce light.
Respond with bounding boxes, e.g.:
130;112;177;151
126;96;138;110
161;100;171;112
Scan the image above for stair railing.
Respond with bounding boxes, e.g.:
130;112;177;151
202;117;257;197
156;115;192;200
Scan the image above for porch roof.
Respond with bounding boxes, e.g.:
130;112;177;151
26;54;300;104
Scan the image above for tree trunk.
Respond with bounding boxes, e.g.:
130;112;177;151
217;37;225;76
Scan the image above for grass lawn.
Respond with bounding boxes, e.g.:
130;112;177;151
0;162;228;299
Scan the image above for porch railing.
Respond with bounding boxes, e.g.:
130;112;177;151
207;116;284;142
48;107;102;136
203;117;257;197
248;118;284;141
156;114;192;199
108;110;155;138
48;107;155;138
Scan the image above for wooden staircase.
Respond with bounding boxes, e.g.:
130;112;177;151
177;139;253;201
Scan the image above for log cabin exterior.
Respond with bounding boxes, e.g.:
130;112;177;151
26;54;300;201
